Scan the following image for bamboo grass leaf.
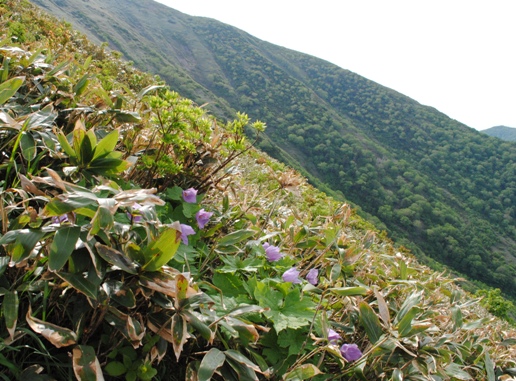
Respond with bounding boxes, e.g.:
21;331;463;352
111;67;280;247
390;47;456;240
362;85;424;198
359;301;383;344
72;345;104;381
198;348;226;381
48;226;81;271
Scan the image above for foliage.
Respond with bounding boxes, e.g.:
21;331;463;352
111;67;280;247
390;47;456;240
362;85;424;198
0;1;516;381
482;126;516;142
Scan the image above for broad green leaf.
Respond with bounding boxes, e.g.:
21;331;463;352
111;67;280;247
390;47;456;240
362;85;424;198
444;363;472;380
3;290;18;339
217;229;256;247
462;317;490;331
0;256;10;276
105;361;127;377
485;351;495;381
88;206;114;239
397;306;420;337
103;280;136;308
198;348;226;381
89;157;130;175
394;291;422;324
391;368;403;381
329;286;368;297
26;306;77;348
72;345;104;381
49;226;81;271
56;272;98;300
0;76;25;105
359;301;383;344
80;129;96;166
6;229;46;264
92;129;119;161
284;364;322;380
225;350;259;381
451;306;463;330
113;110;141;123
57;131;76;158
142;227;181;271
73;74;90;97
20;132;36;161
96;243;139;274
182;310;215;343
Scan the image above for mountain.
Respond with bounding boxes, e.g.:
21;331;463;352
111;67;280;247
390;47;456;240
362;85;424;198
31;0;516;298
3;1;516;379
482;125;516;142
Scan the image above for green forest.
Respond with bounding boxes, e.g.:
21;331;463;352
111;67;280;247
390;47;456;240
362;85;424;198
32;0;516;300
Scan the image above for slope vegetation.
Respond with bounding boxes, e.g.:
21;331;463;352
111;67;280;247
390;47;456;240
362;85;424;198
30;0;516;300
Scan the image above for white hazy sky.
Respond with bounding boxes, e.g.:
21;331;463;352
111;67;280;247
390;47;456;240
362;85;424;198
154;0;516;131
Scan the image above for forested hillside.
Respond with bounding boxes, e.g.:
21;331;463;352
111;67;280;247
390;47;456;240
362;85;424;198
483;126;516;142
30;0;516;300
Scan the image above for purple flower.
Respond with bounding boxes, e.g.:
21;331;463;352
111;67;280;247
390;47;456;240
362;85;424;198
182;188;198;203
328;329;340;344
262;242;283;262
195;209;213;229
282;268;301;284
306;268;319;285
52;213;75;224
179;224;195;245
340;343;362;362
127;203;143;223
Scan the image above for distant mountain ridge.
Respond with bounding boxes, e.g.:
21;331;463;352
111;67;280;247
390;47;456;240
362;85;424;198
482;125;516;142
31;0;516;297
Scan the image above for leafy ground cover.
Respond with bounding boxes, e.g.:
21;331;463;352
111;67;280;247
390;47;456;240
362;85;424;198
1;1;516;380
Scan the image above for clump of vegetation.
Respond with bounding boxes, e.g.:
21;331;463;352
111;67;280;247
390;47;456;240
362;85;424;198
0;1;516;380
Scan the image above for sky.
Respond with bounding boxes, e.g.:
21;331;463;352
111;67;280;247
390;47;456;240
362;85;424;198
154;1;516;131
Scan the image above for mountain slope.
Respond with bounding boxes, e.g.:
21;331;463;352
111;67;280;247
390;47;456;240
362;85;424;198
3;1;516;379
483;125;516;142
31;0;516;298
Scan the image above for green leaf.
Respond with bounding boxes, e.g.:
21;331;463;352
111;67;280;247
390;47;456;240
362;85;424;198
3;290;18;339
329;286;368;297
394;291;422;324
105;361;127;377
56;272;98;300
142;227;181;271
396;306;420;337
95;243;139;274
20;132;36;161
359;301;383;344
198;348;226;381
217;229;256;247
88;206;114;238
73;74;90;97
72;345;103;381
57;131;76;158
113;110;141;123
49;226;81;271
444;363;472;380
6;229;46;264
485;351;495;381
451;306;463;330
284;364;322;380
0;76;25;105
0;257;9;276
171;313;188;361
103;280;136;308
91;129;119;161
